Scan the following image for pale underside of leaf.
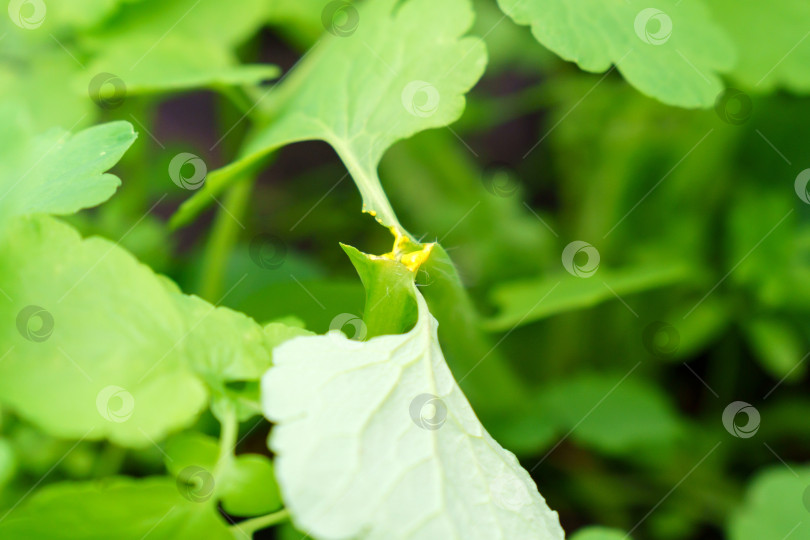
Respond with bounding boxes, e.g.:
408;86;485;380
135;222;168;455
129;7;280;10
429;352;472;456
263;284;564;540
496;0;735;108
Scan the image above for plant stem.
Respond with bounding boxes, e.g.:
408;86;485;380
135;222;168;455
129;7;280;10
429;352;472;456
199;176;255;301
183;406;238;531
213;404;238;486
231;509;290;537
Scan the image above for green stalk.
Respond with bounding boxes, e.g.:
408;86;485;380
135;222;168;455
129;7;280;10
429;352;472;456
198;176;255;301
213;404;238;484
341;243;418;338
231;509;291;536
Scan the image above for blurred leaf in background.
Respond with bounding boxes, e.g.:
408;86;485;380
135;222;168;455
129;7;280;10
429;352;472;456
1;0;810;538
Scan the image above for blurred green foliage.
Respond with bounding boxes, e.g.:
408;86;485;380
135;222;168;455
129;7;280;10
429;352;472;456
1;0;809;538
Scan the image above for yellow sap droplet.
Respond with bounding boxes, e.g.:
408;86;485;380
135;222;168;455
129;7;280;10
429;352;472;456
400;243;433;272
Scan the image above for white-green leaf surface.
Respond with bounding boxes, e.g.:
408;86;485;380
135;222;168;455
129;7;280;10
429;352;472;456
262;284;564;540
496;0;735;107
173;0;487;232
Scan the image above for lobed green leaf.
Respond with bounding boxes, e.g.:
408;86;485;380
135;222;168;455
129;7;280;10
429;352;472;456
0;121;136;228
172;0;487;232
495;0;735;107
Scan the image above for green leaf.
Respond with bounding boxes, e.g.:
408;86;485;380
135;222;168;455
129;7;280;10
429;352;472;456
0;216;279;446
81;0;277;94
2;0;124;31
164;432;220;477
538;373;683;454
0;121;136;227
726;187;810;310
0;216;207;446
0;477;233;539
570;527;631;540
220;454;283;517
45;0;125;30
495;0;735;107
172;0;487;231
182;296;273;388
84;36;279;95
729;465;810;540
708;0;810;92
0;53;93;133
163;433;282;516
206;319;312;421
263;322;314;346
262;280;564;539
0;438;15;490
663;297;729;361
266;0;327;47
186;300;277;422
744;317;806;382
485;263;694;330
85;0;269;50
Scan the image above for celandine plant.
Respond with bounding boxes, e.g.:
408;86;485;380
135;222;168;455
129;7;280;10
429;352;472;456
1;0;810;539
